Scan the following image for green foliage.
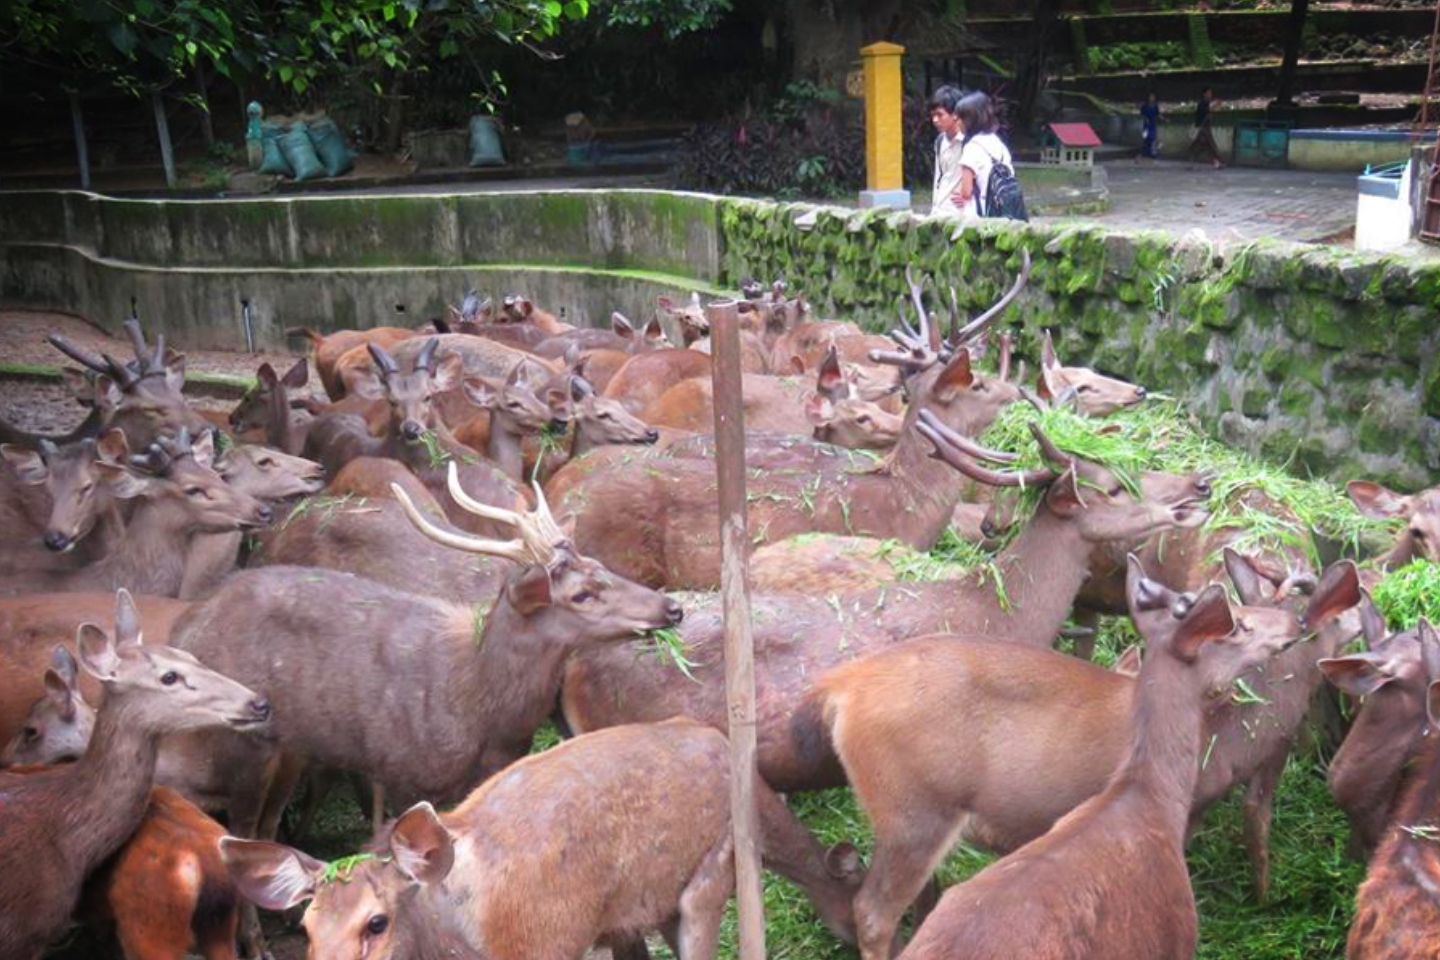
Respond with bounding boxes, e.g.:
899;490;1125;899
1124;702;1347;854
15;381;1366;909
322;852;383;884
643;626;701;681
600;0;730;38
1088;41;1191;73
1372;560;1440;630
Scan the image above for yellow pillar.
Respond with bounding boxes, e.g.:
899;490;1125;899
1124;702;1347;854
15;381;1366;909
860;41;910;209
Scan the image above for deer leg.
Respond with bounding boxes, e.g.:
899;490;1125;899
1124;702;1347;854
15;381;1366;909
853;806;962;960
754;785;861;945
256;753;308;845
1243;756;1285;901
228;747;284;960
911;876;942;928
675;832;735;960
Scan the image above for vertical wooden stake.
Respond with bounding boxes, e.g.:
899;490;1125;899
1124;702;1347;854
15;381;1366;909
69;91;91;191
152;91;177;188
708;298;766;960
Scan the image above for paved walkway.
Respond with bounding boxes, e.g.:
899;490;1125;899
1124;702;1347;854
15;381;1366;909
1061;159;1361;246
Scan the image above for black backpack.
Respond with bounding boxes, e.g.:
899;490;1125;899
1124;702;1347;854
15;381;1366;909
976;138;1028;222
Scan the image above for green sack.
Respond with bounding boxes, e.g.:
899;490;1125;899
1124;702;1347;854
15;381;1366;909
257;123;292;176
307;118;355;177
468;116;505;167
280;123;327;181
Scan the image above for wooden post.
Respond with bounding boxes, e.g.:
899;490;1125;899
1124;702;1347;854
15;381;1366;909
68;91;91;191
859;41;909;210
707;298;766;960
152;91;177;188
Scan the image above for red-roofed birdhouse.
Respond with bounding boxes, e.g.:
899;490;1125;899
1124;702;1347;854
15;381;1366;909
1042;123;1101;169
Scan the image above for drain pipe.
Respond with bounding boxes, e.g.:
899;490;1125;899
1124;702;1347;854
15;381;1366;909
241;299;256;354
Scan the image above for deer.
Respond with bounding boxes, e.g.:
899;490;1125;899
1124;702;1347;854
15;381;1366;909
0;428;273;599
560;421;1212;793
804;554;1360;960
1321;614;1434;856
287;325;419;400
302;338;527;537
453;364;565;482
894;558;1294;960
600;347;714;413
0;588;270;960
1035;329;1147;414
1333;619;1440;960
1347;479;1440;572
1;432;130;569
222;721;760;960
551;258;1034;590
533;311;670;359
39;320;210;450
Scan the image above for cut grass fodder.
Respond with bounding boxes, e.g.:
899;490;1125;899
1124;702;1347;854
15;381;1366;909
1372;559;1440;630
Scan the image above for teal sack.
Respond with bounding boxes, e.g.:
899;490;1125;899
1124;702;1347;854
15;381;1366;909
468;116;505;167
257;123;291;176
280;123;326;181
307;118;355;177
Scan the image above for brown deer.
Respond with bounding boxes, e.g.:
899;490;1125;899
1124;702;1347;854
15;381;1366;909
895;559;1287;960
0;593;191;748
43;320;209;450
1337;619;1440;960
805;555;1359;960
303;338;526;537
0;589;270;960
1347;479;1440;570
287;325;418;400
1035;329;1147;414
534;311;671;359
1321;613;1432;855
455;364;564;481
0;429;272;598
560;420;1212;792
1;432;130;567
600;347;713;413
222;722;755;960
499;293;574;335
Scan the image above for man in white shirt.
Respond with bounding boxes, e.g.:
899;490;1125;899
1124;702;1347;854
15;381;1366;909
929;85;967;218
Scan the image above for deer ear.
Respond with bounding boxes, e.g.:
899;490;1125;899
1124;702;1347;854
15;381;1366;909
220;838;324;911
644;317;666;341
656;296;674;312
1319;653;1396;698
517;298;534;319
816;348;845;399
190;430;216;470
1126;553;1174;614
611;313;635;338
1171;584;1236;662
1223;548;1270;606
461;378;498;410
431;353;464;394
1;445;48;486
256;363;279;388
1427;679;1440;731
76;623;120;682
164;352;187;392
96;429;129;464
1112;645;1143;677
93;374;124;413
346;365;386;401
507;564;554;616
281;358;309;390
1303;561;1361;633
113;588;142;648
390;803;455;885
933;349;974;397
1044;468;1085;518
1347;480;1413;520
1358;591;1388;649
43;665;79;722
95;462;153;500
1042;330;1059;370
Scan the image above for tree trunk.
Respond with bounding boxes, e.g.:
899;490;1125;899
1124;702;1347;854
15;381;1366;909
784;0;903;88
1274;0;1310;107
1014;0;1063;128
152;92;177;187
384;73;407;157
69;91;91;191
194;61;215;149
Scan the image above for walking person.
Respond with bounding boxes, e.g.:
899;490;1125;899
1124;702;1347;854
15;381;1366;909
1189;87;1225;169
1138;92;1161;162
930;88;1016;221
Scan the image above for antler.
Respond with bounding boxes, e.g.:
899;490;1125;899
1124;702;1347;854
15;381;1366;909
917;409;1057;487
390;462;567;566
951;247;1032;347
48;335;114;376
368;342;400;379
415;337;441;374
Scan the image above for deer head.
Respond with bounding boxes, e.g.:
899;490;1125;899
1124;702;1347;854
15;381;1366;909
2;429;129;553
569;376;659;448
48;320;208;448
74;589;271;735
1036;330;1146;416
461;364;562;437
804;347;903;450
1;646;95;767
658;292;709;346
350;339;464;443
223;801;457;960
229;358;308;433
215;444;325;501
117;428;274;532
1347;480;1440;564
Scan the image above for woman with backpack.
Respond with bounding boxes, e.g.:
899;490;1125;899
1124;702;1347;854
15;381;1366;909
929;88;1026;221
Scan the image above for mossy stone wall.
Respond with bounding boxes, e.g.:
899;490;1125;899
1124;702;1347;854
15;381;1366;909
716;200;1440;488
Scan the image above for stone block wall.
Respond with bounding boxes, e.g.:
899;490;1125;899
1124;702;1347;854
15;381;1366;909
716;200;1440;488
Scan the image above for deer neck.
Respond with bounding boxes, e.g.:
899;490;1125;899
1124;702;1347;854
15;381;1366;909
1110;653;1209;839
484;417;526;482
962;506;1093;641
264;387;299;455
881;419;972;544
391;421;466;476
60;691;161;879
86;499;191;595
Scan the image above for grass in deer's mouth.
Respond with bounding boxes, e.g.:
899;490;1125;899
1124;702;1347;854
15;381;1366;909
642;626;701;681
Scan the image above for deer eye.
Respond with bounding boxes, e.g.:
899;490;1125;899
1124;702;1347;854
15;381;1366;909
160;671;180;686
1077;384;1095;393
185;487;206;498
572;590;596;604
366;915;389;936
257;458;275;469
855;415;871;425
597;412;613;421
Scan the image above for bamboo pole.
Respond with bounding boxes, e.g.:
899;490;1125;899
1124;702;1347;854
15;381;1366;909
69;92;91;191
152;91;177;188
708;298;766;960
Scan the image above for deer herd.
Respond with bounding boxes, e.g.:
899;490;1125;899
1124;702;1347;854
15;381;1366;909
0;259;1437;960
